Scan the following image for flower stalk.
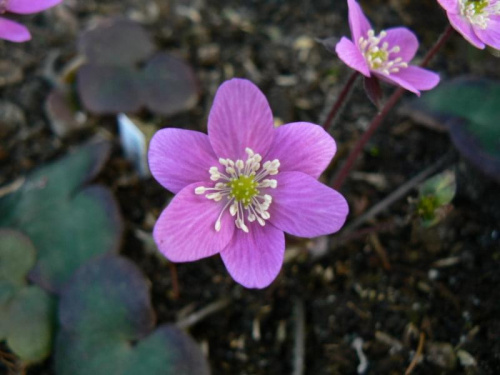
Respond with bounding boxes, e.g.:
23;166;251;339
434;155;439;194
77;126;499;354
331;25;455;189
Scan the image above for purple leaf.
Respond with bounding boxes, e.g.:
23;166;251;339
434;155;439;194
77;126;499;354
77;64;143;114
141;53;199;116
78;18;155;66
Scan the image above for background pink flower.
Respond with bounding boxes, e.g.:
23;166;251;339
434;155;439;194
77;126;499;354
335;0;440;95
149;79;349;289
0;0;62;42
438;0;500;49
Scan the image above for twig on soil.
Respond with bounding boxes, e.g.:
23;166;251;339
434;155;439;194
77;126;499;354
368;234;391;270
176;298;230;330
0;177;24;198
344;153;453;232
405;332;425;375
292;297;306;375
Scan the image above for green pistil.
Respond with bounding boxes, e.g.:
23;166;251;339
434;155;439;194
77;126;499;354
229;175;259;207
467;0;489;14
369;50;389;69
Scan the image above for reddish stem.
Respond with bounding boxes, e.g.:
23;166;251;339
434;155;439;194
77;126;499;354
323;71;359;131
331;25;455;190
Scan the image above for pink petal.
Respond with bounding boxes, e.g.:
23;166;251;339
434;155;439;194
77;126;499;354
448;13;485;48
220;223;284;289
148;128;219;194
208;78;275;161
335;37;371;76
7;0;62;14
437;0;459;13
264;122;336;179
153;182;235;262
474;18;500;50
347;0;372;44
383;27;419;62
378;66;440;96
269;172;349;238
0;17;30;42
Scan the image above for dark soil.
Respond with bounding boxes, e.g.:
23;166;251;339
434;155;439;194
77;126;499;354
1;0;499;374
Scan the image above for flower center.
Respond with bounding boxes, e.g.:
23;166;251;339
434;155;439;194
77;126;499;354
460;0;499;29
358;29;408;75
195;148;279;233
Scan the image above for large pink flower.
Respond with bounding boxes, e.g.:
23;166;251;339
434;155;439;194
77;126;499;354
335;0;440;96
0;0;62;42
149;79;348;289
437;0;500;49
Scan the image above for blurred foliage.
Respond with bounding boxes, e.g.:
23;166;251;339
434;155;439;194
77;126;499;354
55;255;210;375
0;230;55;364
407;77;500;183
76;18;199;116
0;140;123;292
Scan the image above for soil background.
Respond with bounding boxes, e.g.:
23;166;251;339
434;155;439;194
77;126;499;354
1;0;499;374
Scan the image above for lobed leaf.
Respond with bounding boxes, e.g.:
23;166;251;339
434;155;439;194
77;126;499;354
78;18;155;66
141;53;200;116
77;65;143;115
0;141;123;292
56;255;210;375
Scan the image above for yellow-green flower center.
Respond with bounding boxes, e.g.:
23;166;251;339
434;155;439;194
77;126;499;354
229;175;259;207
195;147;279;233
466;0;489;14
358;30;408;75
460;0;499;28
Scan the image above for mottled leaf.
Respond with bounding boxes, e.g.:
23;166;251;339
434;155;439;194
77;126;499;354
141;53;199;116
77;64;143;114
0;141;123;292
56;255;210;375
79;18;155;66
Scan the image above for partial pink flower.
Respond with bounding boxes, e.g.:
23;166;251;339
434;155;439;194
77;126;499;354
0;0;62;42
335;0;440;96
437;0;500;49
149;79;349;289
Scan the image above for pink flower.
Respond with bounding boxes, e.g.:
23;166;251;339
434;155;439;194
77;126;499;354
438;0;500;49
335;0;440;96
0;0;62;42
149;79;348;289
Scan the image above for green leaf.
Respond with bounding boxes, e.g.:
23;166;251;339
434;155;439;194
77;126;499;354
0;140;123;292
417;170;456;227
409;77;500;182
0;230;56;364
0;229;36;286
56;255;210;375
4;287;56;363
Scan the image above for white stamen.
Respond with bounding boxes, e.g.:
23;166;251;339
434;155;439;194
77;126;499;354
358;28;409;74
195;148;279;233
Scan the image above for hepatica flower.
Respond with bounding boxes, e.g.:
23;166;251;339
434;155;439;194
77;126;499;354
438;0;500;49
0;0;62;42
335;0;440;95
149;79;348;289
